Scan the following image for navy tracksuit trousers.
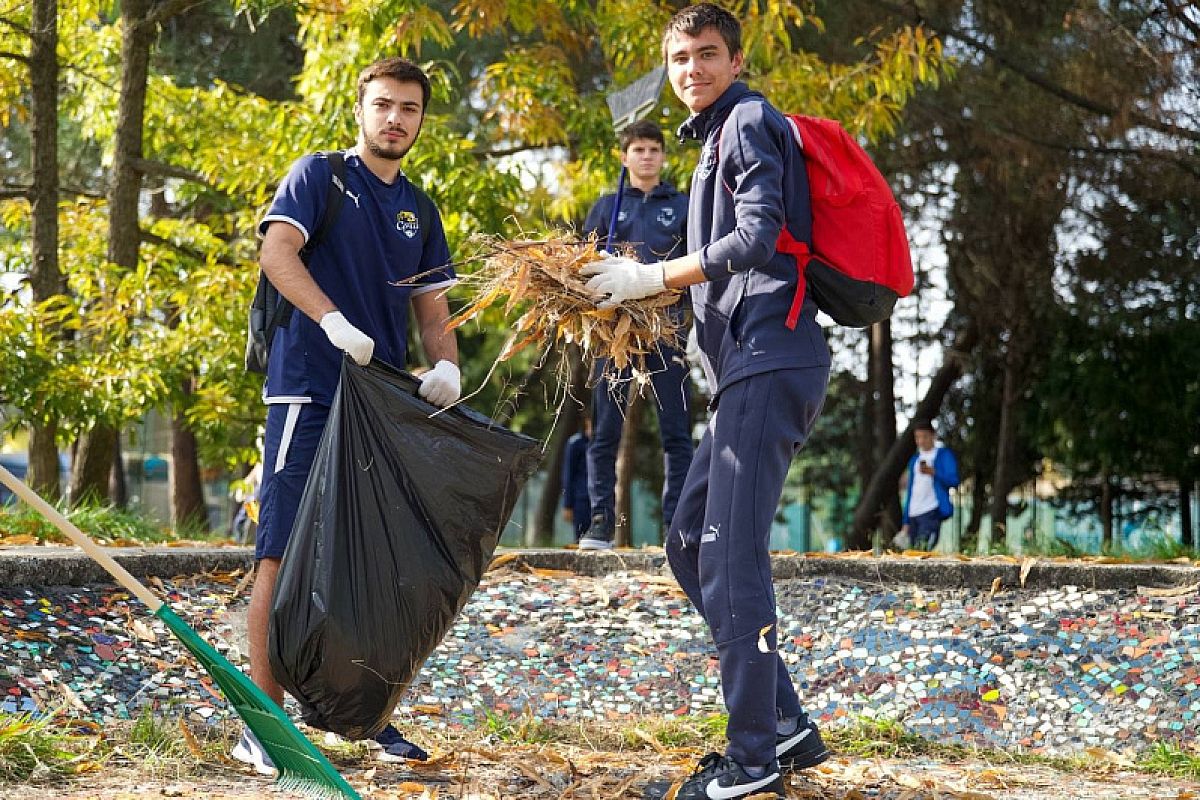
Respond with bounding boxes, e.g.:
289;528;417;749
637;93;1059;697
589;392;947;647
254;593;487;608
666;367;828;767
588;345;693;529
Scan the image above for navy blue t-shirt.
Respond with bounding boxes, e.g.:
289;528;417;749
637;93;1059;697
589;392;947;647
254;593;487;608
257;150;455;405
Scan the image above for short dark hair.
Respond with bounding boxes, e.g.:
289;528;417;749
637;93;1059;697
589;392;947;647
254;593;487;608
356;57;431;111
913;419;936;433
619;120;665;152
661;3;742;61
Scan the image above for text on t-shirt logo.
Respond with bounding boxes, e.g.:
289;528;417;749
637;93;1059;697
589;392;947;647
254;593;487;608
396;209;420;239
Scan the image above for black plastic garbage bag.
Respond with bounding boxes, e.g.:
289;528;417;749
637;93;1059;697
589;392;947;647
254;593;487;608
268;358;541;740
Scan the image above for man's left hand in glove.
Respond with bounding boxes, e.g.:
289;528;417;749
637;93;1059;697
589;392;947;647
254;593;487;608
417;360;461;407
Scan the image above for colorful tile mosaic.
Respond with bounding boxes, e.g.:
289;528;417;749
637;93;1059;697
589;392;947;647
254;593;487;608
2;571;1198;753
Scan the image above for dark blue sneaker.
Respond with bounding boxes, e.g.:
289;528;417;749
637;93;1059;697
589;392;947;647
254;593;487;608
777;715;830;772
373;723;429;763
578;513;615;550
669;752;784;799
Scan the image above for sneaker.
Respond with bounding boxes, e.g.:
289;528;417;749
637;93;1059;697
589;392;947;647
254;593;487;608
373;723;429;763
671;752;784;800
578;513;615;551
231;727;276;776
777;715;830;772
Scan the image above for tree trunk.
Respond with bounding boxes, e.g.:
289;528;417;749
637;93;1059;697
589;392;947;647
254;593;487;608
985;357;1021;551
527;349;586;546
614;389;644;548
26;0;62;500
1100;471;1114;551
849;328;976;549
28;424;61;501
171;387;209;532
870;320;900;534
68;426;118;505
110;434;127;508
967;467;987;536
71;0;154;504
1181;477;1193;550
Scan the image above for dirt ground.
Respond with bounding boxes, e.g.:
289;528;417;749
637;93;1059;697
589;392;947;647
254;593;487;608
5;746;1200;800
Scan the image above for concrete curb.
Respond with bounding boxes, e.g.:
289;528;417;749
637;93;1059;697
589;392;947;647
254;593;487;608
2;545;1198;591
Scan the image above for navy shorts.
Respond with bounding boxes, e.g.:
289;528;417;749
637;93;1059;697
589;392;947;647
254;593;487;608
255;402;330;561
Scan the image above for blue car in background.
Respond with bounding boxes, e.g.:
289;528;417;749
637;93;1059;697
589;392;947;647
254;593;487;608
0;452;71;505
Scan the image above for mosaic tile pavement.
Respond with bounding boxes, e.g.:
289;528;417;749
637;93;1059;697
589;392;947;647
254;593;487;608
2;568;1198;754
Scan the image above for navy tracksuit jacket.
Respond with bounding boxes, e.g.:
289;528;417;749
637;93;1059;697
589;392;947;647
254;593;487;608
582;182;694;530
668;82;831;767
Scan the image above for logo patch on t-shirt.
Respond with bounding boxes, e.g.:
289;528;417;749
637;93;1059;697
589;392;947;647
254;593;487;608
396;210;420;239
617;210;629;223
657;207;676;228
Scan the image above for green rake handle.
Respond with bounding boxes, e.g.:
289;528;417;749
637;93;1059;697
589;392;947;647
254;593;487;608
0;464;163;611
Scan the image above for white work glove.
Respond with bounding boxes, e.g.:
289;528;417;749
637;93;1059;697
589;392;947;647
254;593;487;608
685;325;701;365
581;255;666;308
417;360;461;407
319;311;374;366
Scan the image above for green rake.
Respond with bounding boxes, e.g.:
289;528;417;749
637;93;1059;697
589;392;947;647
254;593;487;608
0;464;361;800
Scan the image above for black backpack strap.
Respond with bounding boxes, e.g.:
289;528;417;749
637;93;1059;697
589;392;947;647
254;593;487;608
300;150;347;261
274;151;347;332
412;183;434;247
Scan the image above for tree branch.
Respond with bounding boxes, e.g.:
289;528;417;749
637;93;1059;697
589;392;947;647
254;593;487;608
0;49;29;64
140;228;238;267
130;157;217;188
1163;0;1200;43
869;0;1200;145
0;185;30;199
985;123;1200;180
145;0;211;27
0;16;31;36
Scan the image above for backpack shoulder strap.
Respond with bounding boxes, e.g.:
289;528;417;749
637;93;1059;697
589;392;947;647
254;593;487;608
411;183;436;246
300;150;346;261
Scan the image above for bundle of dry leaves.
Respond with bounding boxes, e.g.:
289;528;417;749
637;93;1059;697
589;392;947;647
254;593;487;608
446;234;685;380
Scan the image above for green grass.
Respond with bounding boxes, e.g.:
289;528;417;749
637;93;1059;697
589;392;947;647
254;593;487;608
1139;742;1200;779
825;715;970;760
480;709;562;744
620;714;727;750
0;713;92;782
0;502;181;545
128;707;189;760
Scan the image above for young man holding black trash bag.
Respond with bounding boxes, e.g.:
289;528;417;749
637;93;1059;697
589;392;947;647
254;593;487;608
234;56;459;775
582;5;831;798
577;120;694;550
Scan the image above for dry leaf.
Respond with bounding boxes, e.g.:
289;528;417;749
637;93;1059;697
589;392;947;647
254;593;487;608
1019;556;1037;587
130;618;158;643
177;719;205;759
1138;583;1199;598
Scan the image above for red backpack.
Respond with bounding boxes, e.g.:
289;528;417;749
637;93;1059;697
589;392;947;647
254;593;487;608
775;114;914;329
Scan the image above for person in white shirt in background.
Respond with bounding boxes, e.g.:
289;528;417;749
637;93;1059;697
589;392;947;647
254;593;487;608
895;419;961;551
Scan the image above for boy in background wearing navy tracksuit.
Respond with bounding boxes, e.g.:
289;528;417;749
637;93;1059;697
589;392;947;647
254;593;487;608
582;5;831;797
578;120;694;550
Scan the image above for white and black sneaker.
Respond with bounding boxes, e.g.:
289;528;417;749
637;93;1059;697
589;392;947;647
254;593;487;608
231;727;276;776
578;513;615;551
670;752;784;799
776;715;831;772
